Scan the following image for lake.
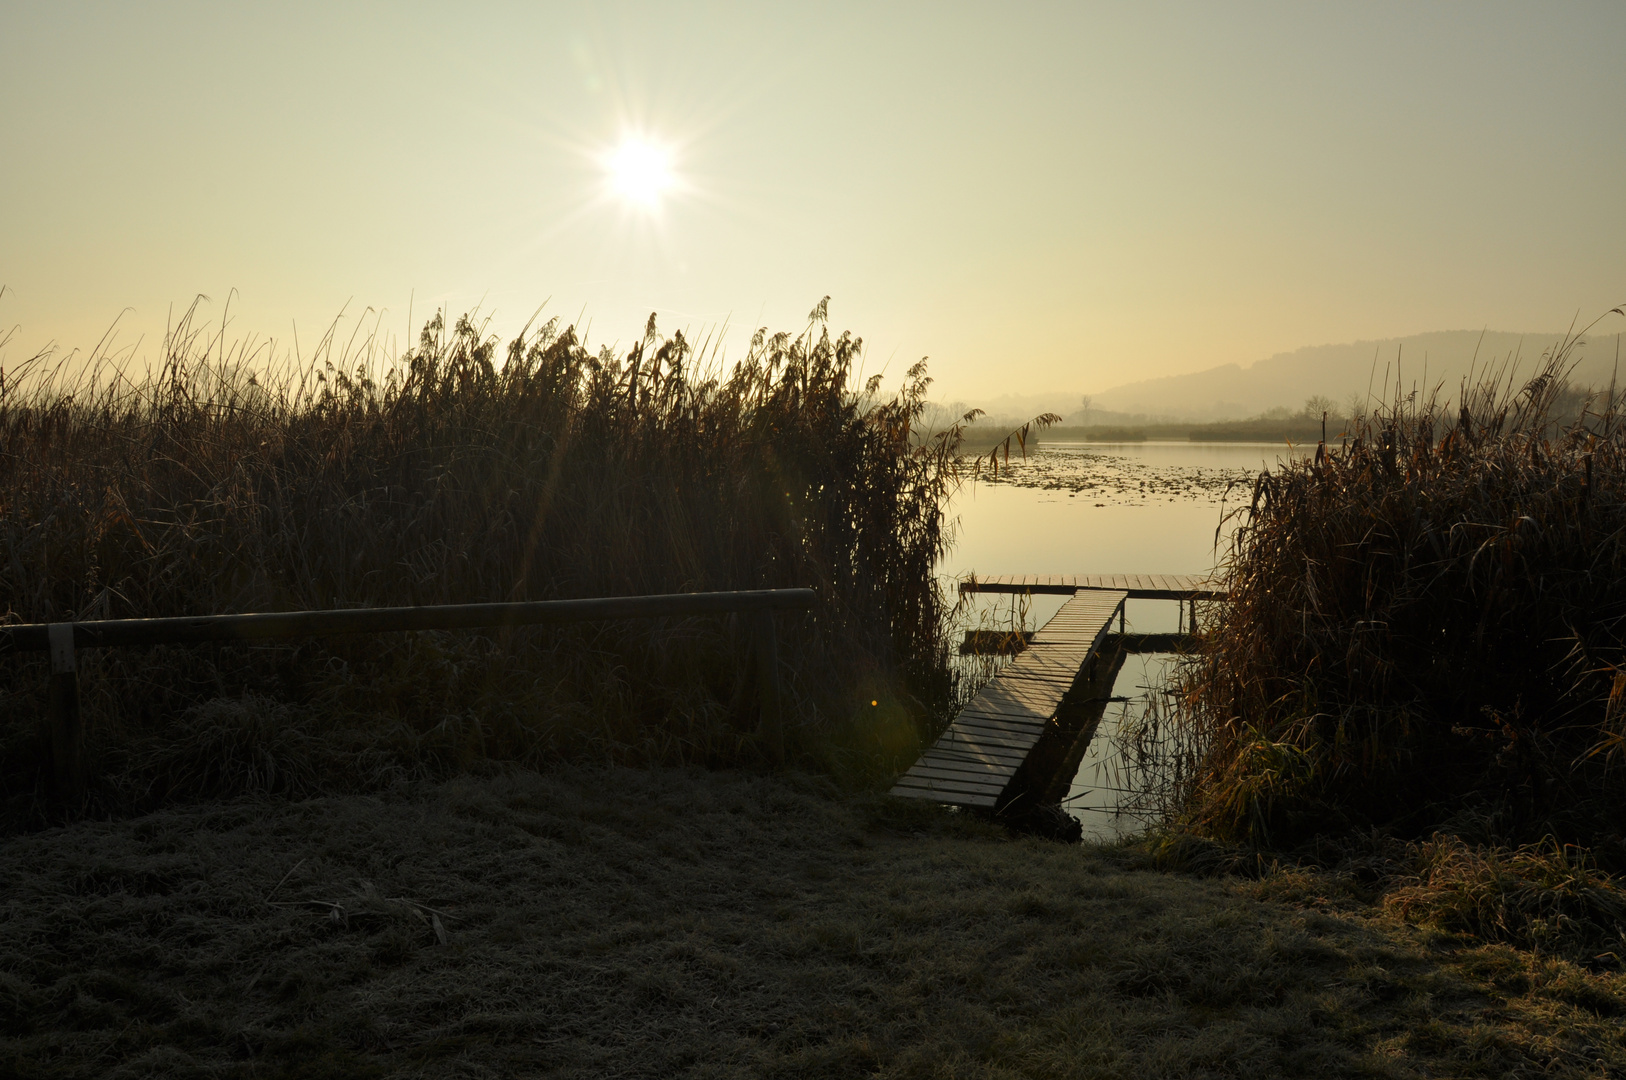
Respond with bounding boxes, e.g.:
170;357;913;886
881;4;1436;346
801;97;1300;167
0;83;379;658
941;440;1310;837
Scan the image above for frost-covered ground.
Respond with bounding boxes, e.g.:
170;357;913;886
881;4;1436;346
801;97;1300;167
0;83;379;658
5;767;1622;1079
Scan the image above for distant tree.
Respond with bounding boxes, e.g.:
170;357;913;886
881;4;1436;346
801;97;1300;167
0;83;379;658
1303;394;1336;418
1078;394;1093;425
1343;391;1367;421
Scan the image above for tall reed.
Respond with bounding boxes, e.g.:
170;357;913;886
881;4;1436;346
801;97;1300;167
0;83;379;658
0;298;968;820
1154;314;1626;854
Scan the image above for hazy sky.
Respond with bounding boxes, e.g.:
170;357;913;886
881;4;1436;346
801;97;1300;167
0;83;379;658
4;1;1624;400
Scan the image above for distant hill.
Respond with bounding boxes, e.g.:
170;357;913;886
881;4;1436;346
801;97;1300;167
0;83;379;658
1083;329;1626;421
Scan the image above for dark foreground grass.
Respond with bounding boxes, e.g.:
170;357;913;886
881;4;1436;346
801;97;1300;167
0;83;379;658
3;768;1623;1079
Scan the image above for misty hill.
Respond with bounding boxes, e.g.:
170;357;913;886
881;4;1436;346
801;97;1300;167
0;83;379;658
1084;329;1626;421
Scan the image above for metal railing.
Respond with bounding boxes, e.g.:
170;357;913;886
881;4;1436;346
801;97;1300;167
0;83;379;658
2;588;816;800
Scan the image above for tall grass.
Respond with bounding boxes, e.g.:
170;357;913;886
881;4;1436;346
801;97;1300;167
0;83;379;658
1150;314;1626;856
0;297;969;821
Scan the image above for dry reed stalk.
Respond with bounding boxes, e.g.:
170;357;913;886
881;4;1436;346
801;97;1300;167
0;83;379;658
1141;309;1626;855
0;298;970;822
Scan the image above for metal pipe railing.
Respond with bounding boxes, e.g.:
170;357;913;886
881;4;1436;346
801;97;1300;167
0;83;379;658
4;587;816;801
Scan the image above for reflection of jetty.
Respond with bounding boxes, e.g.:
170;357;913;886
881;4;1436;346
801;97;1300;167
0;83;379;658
891;574;1224;811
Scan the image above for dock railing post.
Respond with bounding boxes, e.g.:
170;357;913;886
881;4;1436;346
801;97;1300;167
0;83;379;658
48;623;84;803
752;611;785;764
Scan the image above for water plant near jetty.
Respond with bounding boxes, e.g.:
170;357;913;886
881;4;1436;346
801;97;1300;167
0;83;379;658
1155;315;1626;863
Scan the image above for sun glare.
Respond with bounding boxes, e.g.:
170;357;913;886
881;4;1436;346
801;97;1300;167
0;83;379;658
606;137;674;210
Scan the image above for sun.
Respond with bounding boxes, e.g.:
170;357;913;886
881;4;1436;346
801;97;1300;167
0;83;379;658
606;137;674;210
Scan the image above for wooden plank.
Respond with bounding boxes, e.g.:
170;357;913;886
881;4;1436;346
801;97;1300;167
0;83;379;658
897;777;1013;801
891;775;1008;798
946;718;1047;741
893;768;1009;792
946;712;1049;734
889;785;999;808
961;685;1056;713
949;718;1048;740
966;682;1063;714
949;715;1049;739
959;573;1225;598
902;761;1013;785
938;733;1040;756
993;667;1086;686
942;726;1041;751
924;734;1033;756
921;739;1029;760
956;702;1053;726
1005;650;1093;675
920;746;1028;768
923;733;1031;757
982;670;1073;705
955;702;1053;727
907;751;1018;774
903;762;1013;786
916;759;1023;780
955;703;1055;727
991;670;1080;691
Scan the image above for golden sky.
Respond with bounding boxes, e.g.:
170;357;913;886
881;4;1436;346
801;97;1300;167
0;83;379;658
4;1;1623;401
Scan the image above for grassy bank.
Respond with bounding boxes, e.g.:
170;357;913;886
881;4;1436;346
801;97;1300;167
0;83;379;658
0;300;965;823
4;765;1624;1078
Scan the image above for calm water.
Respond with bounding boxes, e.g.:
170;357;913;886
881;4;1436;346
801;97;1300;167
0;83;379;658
941;441;1309;838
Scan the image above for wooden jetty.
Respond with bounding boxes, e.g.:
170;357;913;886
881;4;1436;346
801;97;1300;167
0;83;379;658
959;572;1222;600
891;589;1129;809
893;572;1228;810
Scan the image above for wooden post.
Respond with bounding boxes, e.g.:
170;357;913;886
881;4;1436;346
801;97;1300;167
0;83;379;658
1189;599;1200;634
752;611;785;764
48;623;84;802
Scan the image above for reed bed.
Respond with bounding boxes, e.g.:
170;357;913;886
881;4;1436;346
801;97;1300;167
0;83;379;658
1147;316;1626;867
0;298;969;823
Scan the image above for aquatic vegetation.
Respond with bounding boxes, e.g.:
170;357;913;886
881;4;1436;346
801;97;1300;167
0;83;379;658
1157;312;1626;856
0;298;970;819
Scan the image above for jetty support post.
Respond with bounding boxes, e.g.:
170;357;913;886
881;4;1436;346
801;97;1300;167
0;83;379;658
752;611;785;764
48;623;84;802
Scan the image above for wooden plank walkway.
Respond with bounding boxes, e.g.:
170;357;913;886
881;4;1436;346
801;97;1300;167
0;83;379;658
891;589;1127;808
959;573;1224;600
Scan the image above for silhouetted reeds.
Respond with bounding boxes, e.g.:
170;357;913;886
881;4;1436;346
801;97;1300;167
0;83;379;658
0;298;969;821
1152;314;1626;860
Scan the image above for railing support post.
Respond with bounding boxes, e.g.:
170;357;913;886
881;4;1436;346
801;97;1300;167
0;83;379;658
48;623;84;803
752;611;784;764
